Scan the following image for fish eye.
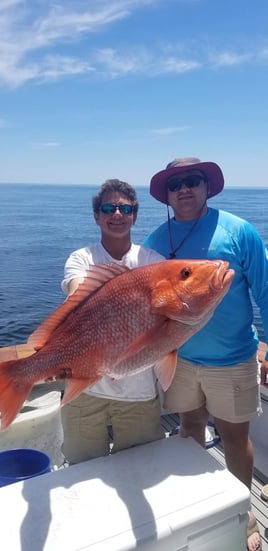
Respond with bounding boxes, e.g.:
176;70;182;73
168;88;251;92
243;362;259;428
180;267;192;279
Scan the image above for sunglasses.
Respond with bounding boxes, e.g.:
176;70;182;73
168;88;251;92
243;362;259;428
100;203;135;215
167;174;207;192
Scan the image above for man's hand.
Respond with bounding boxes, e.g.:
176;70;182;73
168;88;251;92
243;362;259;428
258;341;268;386
261;359;268;386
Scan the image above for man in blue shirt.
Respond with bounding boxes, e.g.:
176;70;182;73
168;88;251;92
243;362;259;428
144;157;268;551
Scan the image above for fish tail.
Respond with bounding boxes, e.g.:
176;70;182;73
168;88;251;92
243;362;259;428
0;360;33;430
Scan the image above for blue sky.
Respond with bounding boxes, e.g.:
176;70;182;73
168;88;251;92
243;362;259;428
0;0;268;187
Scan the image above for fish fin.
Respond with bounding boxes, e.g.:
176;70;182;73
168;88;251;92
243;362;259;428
114;322;170;366
28;301;76;350
154;350;178;391
0;361;33;430
85;263;130;281
61;377;101;406
29;263;130;351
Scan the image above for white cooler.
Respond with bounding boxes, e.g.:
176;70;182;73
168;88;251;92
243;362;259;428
0;436;250;550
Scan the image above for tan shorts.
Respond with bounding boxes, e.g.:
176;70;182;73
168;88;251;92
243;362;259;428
61;393;165;464
164;355;262;423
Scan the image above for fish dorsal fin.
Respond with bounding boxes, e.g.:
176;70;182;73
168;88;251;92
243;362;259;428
28;263;130;351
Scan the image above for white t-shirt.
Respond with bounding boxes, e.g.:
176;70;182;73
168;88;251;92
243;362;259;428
61;242;165;401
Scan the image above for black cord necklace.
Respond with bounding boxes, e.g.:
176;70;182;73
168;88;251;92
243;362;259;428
168;202;207;259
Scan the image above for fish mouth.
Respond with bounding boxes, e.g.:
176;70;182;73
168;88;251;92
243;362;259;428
211;261;235;290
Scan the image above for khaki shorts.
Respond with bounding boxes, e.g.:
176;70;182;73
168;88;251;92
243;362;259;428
61;393;165;464
164;355;262;423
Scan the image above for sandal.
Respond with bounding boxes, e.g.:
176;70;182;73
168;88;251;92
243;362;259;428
261;484;268;502
247;513;262;551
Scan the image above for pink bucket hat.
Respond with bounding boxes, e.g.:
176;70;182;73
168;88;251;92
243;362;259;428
150;157;224;204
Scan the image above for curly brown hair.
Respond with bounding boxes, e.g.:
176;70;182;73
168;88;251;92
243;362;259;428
92;179;139;213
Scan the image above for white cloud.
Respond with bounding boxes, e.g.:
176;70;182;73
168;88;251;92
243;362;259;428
151;126;190;136
39;56;94;81
0;0;159;86
157;57;201;73
31;142;62;149
0;1;267;88
94;47;143;77
259;48;268;60
211;51;252;67
93;47;201;77
0;0;24;10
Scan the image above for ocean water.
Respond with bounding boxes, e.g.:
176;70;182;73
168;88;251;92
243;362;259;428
0;183;267;347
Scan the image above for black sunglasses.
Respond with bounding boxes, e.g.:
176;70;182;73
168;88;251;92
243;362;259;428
167;174;207;192
100;203;135;215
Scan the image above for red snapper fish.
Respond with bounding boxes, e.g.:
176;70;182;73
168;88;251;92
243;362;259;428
0;260;234;429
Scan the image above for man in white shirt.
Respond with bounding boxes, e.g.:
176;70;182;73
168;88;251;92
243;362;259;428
61;179;165;463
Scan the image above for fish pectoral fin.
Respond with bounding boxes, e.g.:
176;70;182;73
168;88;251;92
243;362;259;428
61;377;101;406
114;323;167;366
0;362;33;430
154;350;178;391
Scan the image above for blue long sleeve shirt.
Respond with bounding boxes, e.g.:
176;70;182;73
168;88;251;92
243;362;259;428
143;207;268;366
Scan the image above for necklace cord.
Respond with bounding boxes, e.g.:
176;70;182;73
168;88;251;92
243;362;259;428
168;201;207;259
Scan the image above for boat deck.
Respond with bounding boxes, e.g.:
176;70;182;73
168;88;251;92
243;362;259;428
1;343;268;549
